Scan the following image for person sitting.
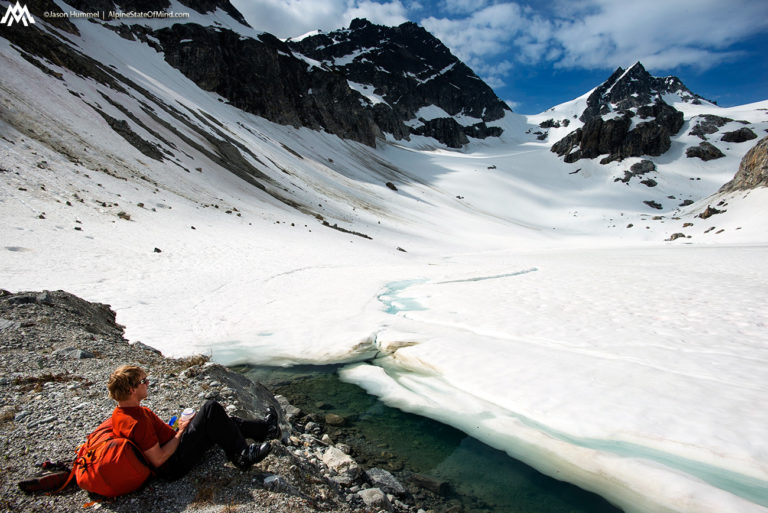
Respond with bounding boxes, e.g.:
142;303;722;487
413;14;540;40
107;365;279;480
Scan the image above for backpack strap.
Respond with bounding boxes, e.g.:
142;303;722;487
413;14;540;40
47;443;86;495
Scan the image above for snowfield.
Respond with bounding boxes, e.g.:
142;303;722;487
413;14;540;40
2;10;768;513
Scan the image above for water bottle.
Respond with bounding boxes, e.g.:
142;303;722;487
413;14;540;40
180;407;195;422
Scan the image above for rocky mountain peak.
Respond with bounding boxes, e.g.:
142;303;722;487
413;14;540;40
552;62;696;164
288;18;511;147
580;61;704;123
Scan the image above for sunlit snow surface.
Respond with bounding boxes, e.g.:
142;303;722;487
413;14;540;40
2;12;768;513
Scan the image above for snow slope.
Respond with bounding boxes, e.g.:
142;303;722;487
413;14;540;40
2;7;768;513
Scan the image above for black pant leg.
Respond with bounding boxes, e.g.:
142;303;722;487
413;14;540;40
231;416;269;441
158;400;248;479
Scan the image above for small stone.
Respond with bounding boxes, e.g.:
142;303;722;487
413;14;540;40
357;488;391;511
54;347;94;359
366;467;406;496
322;446;361;478
132;341;161;354
263;474;290;492
325;413;346;426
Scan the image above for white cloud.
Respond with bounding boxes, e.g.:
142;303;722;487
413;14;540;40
422;4;529;62
441;0;490;15
229;0;343;38
230;0;409;39
549;0;768;71
342;0;409;28
421;0;768;74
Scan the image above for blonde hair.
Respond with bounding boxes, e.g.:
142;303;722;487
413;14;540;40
107;365;144;401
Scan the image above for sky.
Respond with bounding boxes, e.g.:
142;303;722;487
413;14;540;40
229;0;768;114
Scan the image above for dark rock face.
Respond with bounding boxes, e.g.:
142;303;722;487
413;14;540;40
580;62;703;124
689;114;732;139
721;127;758;143
686;142;725;161
288;19;511;147
154;26;380;146
720;136;768;192
142;16;510;147
552;102;683;164
615;160;656;183
552;63;689;163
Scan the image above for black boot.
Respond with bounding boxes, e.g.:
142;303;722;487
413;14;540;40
264;406;281;440
235;442;271;470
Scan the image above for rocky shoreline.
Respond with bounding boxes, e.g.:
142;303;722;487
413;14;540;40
0;289;436;513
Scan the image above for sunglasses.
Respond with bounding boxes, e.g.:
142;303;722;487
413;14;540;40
139;377;150;385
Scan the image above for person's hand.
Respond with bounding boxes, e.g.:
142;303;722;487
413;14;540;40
176;415;194;436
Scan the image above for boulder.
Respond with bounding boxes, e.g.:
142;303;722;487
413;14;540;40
358;488;391;511
720;136;768;192
366;467;406;496
721;127;758;143
322;446;361;478
686;142;725;161
411;473;449;495
324;413;346;426
689;114;732;139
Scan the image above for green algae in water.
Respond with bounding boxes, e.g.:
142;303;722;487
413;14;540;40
237;364;623;513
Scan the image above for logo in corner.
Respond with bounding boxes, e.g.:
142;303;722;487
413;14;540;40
2;2;36;27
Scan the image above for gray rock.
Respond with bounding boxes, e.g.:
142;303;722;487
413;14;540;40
411;473;449;495
0;318;18;331
322;446;361;478
366;467;406;496
720;136;768;192
132;341;162;354
686;141;725;161
325;413;346;426
54;347;95;359
689;114;732;139
357;488;391;511
263;474;290;492
721;127;757;143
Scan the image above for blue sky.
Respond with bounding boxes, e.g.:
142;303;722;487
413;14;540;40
231;0;768;114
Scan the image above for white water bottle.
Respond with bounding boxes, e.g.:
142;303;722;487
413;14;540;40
180;407;195;422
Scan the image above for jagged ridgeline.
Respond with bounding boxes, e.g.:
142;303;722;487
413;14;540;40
286;18;511;147
7;0;509;148
551;62;709;164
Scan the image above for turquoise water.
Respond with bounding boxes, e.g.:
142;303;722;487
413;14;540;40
237;364;623;513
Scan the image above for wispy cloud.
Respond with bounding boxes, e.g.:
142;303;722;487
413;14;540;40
230;0;408;38
422;0;768;86
548;0;768;70
229;0;768;95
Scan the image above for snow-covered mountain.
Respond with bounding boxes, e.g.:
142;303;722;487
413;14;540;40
2;3;768;513
286;18;511;148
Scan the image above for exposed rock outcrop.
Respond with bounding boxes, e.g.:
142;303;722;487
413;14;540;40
154;26;380;146
719;136;768;192
686;141;725;161
721;127;758;143
552;63;690;163
689;114;733;140
288;18;511;147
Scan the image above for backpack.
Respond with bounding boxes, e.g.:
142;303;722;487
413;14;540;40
71;416;153;497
